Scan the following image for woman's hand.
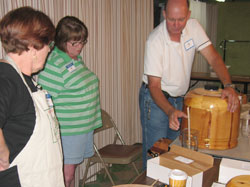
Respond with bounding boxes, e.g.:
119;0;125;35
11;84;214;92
0;154;9;171
0;129;10;171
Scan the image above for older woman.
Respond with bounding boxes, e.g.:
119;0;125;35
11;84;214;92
0;7;64;187
38;16;102;187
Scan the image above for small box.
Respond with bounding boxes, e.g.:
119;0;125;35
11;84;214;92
211;182;226;187
218;158;250;184
146;145;214;187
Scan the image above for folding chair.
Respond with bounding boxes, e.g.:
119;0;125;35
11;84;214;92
82;109;142;186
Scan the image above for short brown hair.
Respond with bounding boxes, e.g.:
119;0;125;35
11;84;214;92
55;16;88;52
0;6;55;54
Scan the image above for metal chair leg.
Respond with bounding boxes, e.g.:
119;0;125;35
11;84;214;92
94;144;115;186
102;163;115;186
132;161;140;175
82;159;91;186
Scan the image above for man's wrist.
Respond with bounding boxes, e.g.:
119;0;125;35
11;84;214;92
224;83;235;89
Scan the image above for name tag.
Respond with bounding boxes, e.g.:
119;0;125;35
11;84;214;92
184;39;194;51
66;62;76;72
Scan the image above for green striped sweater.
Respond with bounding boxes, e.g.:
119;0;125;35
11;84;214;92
38;47;102;136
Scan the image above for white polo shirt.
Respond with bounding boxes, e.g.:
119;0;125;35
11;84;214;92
142;19;211;97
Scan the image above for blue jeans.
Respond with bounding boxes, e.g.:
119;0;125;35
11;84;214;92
139;83;183;170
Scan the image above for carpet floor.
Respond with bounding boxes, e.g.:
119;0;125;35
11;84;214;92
80;156;143;187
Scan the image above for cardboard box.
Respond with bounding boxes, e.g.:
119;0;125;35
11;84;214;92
147;145;214;187
218;158;250;184
211;182;225;187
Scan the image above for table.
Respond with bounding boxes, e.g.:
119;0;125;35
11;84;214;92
133;133;250;186
172;133;250;162
132;159;221;187
191;72;250;94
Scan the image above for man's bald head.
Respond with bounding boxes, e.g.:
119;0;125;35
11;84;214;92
162;0;191;40
164;0;190;11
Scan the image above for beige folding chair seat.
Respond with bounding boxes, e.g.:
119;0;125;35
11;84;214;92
82;109;142;186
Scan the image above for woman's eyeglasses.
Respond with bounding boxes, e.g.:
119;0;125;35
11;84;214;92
48;41;55;50
69;39;88;47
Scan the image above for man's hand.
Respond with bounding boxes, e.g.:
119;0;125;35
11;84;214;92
200;45;239;112
221;87;239;112
168;108;188;130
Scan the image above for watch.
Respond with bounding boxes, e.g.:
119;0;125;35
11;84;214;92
224;83;235;89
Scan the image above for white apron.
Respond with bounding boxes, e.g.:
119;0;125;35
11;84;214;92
5;56;65;187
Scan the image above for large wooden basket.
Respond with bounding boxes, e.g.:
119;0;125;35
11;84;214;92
181;88;240;150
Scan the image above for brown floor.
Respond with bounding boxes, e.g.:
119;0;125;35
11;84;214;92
81;157;143;187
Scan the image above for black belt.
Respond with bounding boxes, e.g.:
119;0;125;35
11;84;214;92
142;82;149;88
142;82;170;99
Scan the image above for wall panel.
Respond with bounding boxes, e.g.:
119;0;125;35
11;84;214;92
0;0;153;184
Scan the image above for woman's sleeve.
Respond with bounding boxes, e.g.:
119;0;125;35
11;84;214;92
38;57;64;98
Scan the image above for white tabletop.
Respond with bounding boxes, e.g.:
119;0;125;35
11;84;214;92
172;130;250;162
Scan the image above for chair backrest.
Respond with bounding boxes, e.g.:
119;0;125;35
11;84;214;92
94;109;125;145
94;109;115;133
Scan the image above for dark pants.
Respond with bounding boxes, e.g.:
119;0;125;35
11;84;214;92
139;83;183;170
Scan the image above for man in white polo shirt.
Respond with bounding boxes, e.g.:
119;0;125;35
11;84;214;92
139;0;239;169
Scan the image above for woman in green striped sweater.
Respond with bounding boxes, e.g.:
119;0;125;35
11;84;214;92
38;16;102;187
